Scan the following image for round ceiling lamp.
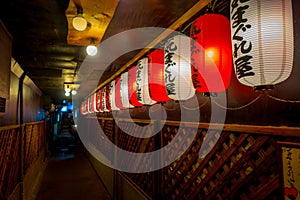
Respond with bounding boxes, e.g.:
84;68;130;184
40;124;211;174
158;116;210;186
86;38;98;56
72;7;87;31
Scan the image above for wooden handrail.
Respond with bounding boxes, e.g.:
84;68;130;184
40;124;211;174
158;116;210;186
94;116;300;137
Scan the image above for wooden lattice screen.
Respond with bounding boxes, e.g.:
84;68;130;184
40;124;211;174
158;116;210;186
93;117;300;200
0;121;47;199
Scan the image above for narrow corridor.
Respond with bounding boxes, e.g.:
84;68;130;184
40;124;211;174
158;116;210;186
36;127;111;200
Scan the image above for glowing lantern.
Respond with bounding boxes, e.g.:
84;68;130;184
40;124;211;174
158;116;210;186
191;13;232;92
105;84;112;112
164;35;195;100
115;77;125;109
96;90;103;112
92;93;99;112
88;95;93;113
136;58;156;105
101;87;109;112
120;72;133;108
128;66;143;106
230;0;294;89
85;98;89;114
109;80;119;111
80;102;87;115
148;50;171;102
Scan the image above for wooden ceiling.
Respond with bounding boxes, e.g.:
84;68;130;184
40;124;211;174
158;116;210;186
0;0;229;105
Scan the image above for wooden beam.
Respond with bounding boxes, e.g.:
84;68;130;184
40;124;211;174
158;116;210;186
93;0;212;92
66;0;119;46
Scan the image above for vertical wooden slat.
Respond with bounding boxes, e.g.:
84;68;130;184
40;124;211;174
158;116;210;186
0;121;46;199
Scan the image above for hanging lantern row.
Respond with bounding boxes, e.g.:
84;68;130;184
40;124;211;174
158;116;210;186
80;2;294;115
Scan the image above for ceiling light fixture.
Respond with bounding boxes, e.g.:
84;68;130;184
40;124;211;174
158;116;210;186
86;38;98;56
64;82;79;96
72;7;87;31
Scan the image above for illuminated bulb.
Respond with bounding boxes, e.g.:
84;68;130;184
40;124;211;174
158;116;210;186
207;50;214;58
71;90;77;95
65;92;70;96
66;87;71;93
86;45;97;56
72;15;87;31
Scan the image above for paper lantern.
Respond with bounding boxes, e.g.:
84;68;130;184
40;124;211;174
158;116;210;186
96;90;103;112
230;0;294;89
148;50;171;102
128;66;143;106
136;58;156;105
102;87;110;112
85;99;89;114
88;95;93;113
164;35;195;100
80;102;87;115
115;77;125;109
191;13;232;92
109;80;119;111
120;72;133;108
105;84;112;112
92;93;99;112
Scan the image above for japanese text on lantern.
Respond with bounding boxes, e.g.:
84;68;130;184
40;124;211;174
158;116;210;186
190;23;202;89
164;38;177;95
231;0;255;79
136;61;143;101
102;88;106;110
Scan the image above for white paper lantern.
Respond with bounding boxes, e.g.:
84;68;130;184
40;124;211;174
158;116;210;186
96;90;104;113
87;96;93;113
136;58;156;105
92;93;99;112
109;80;119;111
164;35;195;100
120;72;133;108
230;0;294;89
102;87;109;112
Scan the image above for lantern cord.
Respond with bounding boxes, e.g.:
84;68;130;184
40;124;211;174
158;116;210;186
207;0;218;13
266;94;300;103
163;101;177;111
211;94;263;111
181;21;193;33
182;97;209;110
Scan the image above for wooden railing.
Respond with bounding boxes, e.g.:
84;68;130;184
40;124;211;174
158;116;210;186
87;116;300;200
0;121;48;199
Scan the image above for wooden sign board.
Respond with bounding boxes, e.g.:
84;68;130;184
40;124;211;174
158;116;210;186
0;97;5;112
0;20;12;100
278;142;300;200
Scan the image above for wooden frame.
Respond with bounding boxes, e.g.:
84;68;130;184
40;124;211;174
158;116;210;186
277;141;300;200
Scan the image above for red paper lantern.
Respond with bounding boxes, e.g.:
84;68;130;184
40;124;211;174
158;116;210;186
115;77;125;109
191;13;232;93
98;88;104;112
96;90;103;112
80;102;86;115
148;49;171;102
128;66;143;107
105;84;112;112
